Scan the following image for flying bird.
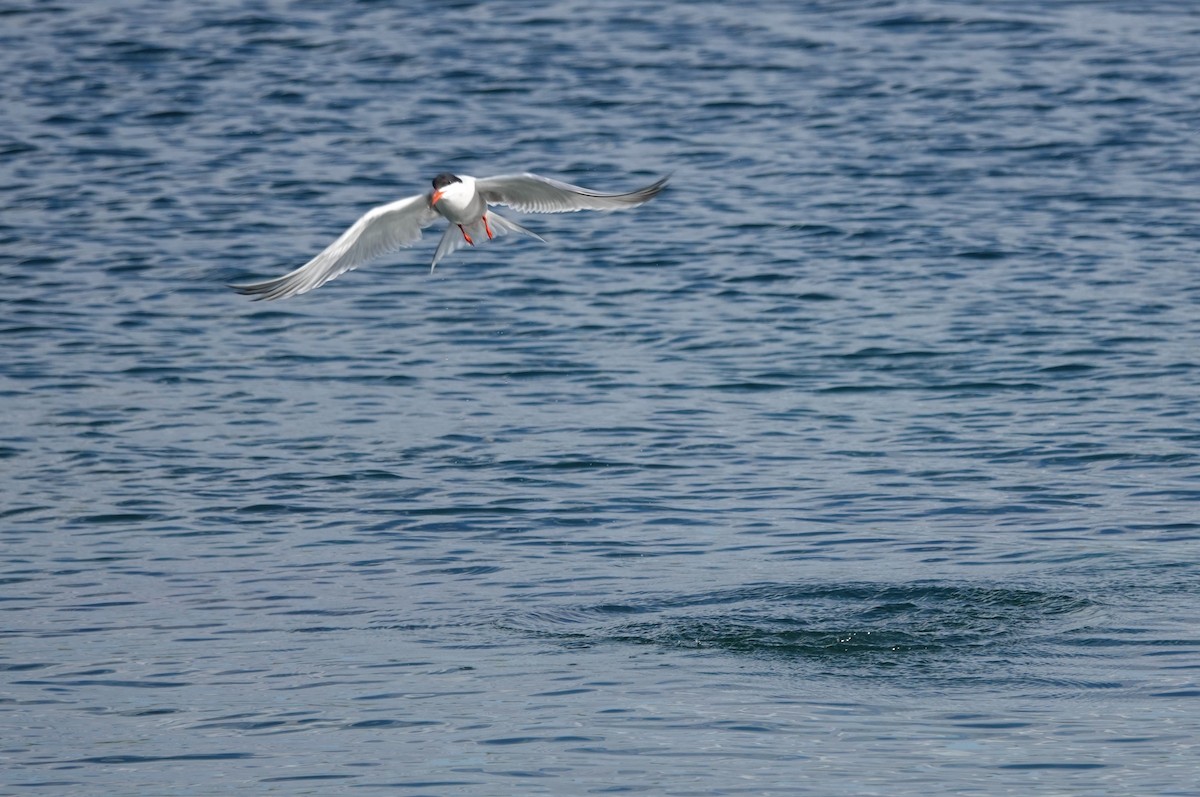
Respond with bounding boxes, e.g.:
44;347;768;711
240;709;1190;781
230;172;669;300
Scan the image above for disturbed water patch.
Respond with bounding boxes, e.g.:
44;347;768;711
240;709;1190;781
504;582;1098;679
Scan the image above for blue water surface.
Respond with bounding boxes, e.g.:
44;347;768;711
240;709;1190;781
2;1;1199;795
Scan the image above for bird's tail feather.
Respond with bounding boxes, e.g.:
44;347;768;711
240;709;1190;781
430;226;470;272
429;212;546;273
484;211;545;243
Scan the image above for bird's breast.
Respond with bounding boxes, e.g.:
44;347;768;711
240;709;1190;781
434;192;483;224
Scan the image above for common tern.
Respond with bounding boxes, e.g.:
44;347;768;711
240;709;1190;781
230;172;669;300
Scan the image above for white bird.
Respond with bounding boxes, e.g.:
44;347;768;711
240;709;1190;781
230;172;669;300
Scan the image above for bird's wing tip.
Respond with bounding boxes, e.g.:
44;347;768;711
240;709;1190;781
229;281;282;301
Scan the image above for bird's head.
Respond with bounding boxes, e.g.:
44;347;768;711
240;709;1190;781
430;173;462;205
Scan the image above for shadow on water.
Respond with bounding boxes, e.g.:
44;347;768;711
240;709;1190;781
505;582;1098;679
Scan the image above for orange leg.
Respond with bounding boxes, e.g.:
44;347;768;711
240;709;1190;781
482;215;495;240
457;224;474;245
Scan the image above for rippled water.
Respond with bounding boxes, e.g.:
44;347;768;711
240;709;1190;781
3;1;1199;794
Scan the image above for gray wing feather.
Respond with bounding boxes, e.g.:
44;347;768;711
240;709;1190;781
231;193;439;300
474;173;668;214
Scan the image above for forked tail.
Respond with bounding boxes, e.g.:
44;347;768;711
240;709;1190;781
429;211;546;272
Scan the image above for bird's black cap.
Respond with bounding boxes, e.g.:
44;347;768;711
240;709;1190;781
431;173;461;190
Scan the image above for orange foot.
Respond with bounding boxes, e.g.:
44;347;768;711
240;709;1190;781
457;224;474;245
482;215;495;240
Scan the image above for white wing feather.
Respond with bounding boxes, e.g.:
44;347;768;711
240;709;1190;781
474;173;669;214
231;194;439;300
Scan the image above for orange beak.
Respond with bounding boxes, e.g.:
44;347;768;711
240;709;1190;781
431;189;444;205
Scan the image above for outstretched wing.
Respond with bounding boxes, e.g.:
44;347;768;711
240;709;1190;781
474;173;668;214
231;193;440;300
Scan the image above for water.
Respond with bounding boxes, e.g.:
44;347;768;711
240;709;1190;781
2;1;1199;794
